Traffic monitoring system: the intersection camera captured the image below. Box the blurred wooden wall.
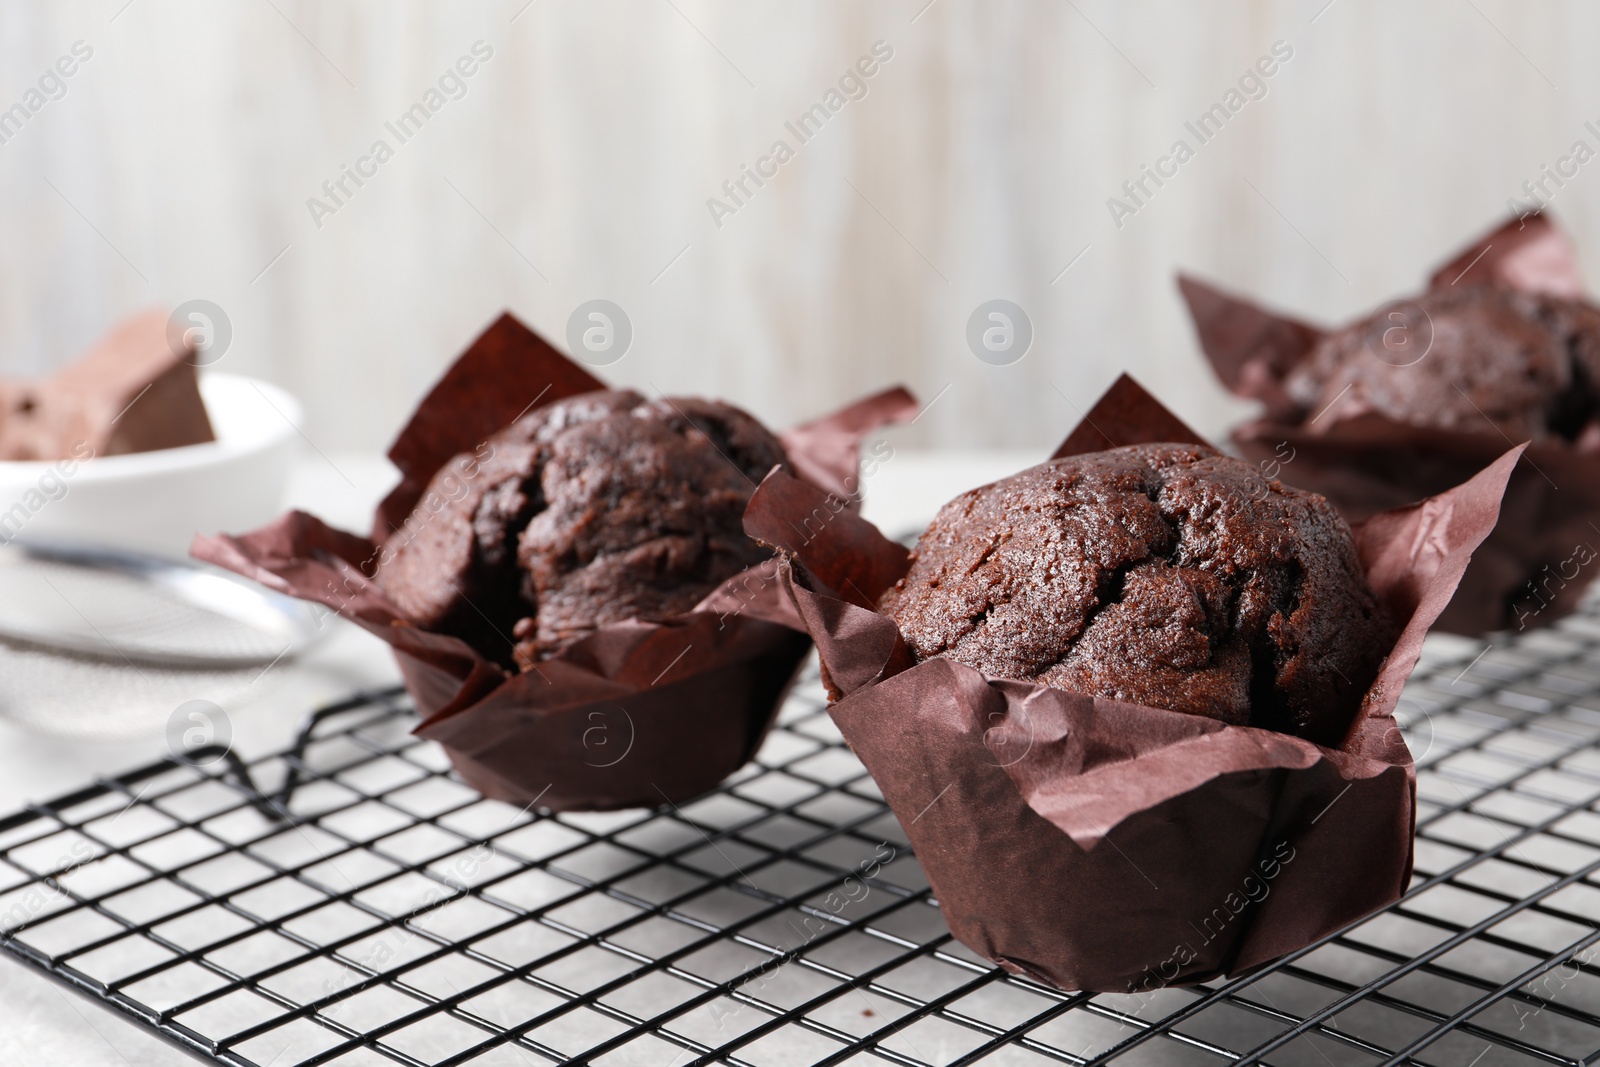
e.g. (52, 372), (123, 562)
(0, 0), (1592, 451)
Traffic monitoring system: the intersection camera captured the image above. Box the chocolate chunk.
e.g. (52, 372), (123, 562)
(0, 309), (214, 461)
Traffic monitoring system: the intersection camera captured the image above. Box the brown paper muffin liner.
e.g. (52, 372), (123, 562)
(1181, 214), (1599, 634)
(192, 313), (915, 811)
(742, 374), (1520, 993)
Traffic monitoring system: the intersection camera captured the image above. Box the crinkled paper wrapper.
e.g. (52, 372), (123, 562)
(743, 374), (1520, 993)
(1182, 214), (1600, 634)
(193, 313), (915, 811)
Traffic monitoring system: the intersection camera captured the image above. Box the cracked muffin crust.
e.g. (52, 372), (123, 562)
(879, 443), (1397, 744)
(1285, 285), (1600, 441)
(376, 389), (787, 669)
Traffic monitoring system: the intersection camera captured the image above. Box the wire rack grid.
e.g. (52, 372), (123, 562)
(5, 610), (1600, 1066)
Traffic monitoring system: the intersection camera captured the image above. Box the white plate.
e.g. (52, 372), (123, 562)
(0, 374), (301, 558)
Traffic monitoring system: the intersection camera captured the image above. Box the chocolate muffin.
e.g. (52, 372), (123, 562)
(1284, 285), (1600, 441)
(879, 443), (1396, 744)
(377, 389), (786, 668)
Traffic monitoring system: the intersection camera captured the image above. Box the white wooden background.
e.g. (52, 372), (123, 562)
(0, 0), (1594, 452)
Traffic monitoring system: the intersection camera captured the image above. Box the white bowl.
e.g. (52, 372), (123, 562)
(0, 374), (301, 559)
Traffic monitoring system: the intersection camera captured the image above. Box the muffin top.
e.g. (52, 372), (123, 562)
(1284, 285), (1600, 441)
(879, 443), (1396, 744)
(376, 389), (786, 668)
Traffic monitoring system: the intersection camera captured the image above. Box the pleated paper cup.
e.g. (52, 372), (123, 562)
(195, 312), (915, 810)
(743, 374), (1519, 992)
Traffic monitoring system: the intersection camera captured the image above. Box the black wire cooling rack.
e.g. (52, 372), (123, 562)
(6, 613), (1600, 1067)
